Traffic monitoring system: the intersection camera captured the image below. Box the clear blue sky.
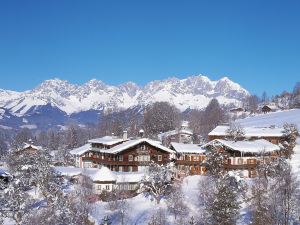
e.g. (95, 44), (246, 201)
(0, 0), (299, 96)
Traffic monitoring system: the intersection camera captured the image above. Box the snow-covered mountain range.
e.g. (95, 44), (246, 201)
(0, 75), (250, 129)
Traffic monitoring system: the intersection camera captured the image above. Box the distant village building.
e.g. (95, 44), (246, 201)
(16, 142), (42, 155)
(170, 142), (206, 177)
(261, 104), (278, 113)
(203, 139), (281, 178)
(208, 125), (285, 144)
(229, 107), (244, 113)
(158, 121), (193, 146)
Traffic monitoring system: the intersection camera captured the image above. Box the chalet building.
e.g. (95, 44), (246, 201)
(16, 143), (42, 154)
(71, 137), (175, 172)
(55, 166), (144, 194)
(71, 135), (128, 168)
(170, 142), (206, 177)
(229, 107), (244, 113)
(208, 125), (285, 144)
(203, 139), (281, 178)
(261, 104), (278, 113)
(158, 121), (193, 145)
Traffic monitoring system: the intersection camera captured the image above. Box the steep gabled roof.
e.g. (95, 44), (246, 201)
(170, 142), (205, 154)
(88, 136), (126, 146)
(203, 139), (280, 153)
(70, 143), (91, 156)
(20, 143), (42, 151)
(107, 138), (175, 154)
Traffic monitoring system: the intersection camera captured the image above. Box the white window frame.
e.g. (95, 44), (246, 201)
(158, 155), (162, 161)
(128, 155), (133, 161)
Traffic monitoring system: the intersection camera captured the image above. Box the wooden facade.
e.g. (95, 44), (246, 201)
(204, 140), (281, 178)
(81, 141), (173, 172)
(175, 154), (206, 176)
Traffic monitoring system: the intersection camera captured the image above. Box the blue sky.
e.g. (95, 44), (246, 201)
(0, 0), (299, 96)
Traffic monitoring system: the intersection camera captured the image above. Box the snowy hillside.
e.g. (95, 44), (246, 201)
(0, 75), (249, 116)
(236, 109), (300, 128)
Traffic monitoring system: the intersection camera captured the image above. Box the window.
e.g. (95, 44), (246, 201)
(248, 159), (256, 164)
(106, 185), (110, 190)
(83, 162), (92, 168)
(237, 158), (243, 165)
(119, 166), (123, 172)
(137, 155), (150, 162)
(128, 166), (133, 172)
(141, 145), (146, 150)
(119, 155), (123, 161)
(158, 155), (162, 161)
(97, 185), (101, 190)
(128, 155), (133, 161)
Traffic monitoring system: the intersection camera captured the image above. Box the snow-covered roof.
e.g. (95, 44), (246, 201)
(70, 143), (91, 156)
(55, 166), (144, 183)
(88, 136), (126, 146)
(262, 104), (278, 110)
(157, 130), (177, 140)
(0, 168), (10, 177)
(107, 138), (175, 154)
(115, 172), (144, 183)
(21, 143), (42, 151)
(55, 166), (89, 177)
(157, 128), (193, 140)
(208, 125), (284, 138)
(170, 142), (205, 154)
(89, 167), (117, 182)
(203, 139), (280, 153)
(181, 121), (189, 127)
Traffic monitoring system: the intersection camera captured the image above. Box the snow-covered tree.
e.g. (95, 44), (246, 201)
(166, 184), (187, 220)
(56, 147), (75, 166)
(249, 157), (300, 225)
(0, 176), (35, 225)
(198, 173), (244, 225)
(268, 160), (300, 224)
(201, 98), (227, 139)
(249, 172), (273, 225)
(0, 136), (8, 158)
(280, 123), (298, 159)
(148, 208), (167, 225)
(47, 129), (60, 150)
(11, 128), (33, 150)
(142, 102), (180, 138)
(204, 146), (227, 177)
(67, 123), (79, 149)
(245, 95), (259, 113)
(209, 174), (242, 224)
(140, 161), (173, 204)
(226, 122), (245, 141)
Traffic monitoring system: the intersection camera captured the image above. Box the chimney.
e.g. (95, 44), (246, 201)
(139, 129), (144, 138)
(123, 130), (128, 140)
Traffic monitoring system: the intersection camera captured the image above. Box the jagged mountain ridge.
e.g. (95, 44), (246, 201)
(0, 75), (249, 117)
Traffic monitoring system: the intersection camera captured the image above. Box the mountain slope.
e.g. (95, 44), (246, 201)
(0, 75), (250, 129)
(0, 75), (249, 116)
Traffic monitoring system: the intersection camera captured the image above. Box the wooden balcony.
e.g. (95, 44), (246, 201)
(224, 163), (257, 170)
(82, 157), (141, 166)
(176, 160), (204, 166)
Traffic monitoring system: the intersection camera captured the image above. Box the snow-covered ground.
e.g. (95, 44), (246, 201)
(237, 109), (300, 128)
(91, 176), (203, 225)
(290, 138), (300, 178)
